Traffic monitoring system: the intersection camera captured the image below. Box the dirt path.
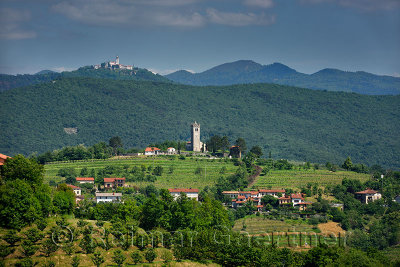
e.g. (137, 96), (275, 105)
(248, 165), (262, 187)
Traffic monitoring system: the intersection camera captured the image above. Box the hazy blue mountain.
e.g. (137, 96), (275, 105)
(1, 77), (399, 169)
(166, 60), (400, 95)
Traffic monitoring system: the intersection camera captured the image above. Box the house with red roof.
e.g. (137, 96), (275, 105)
(167, 147), (176, 155)
(223, 189), (287, 212)
(76, 177), (94, 184)
(168, 188), (199, 201)
(355, 189), (382, 204)
(279, 193), (312, 210)
(0, 153), (11, 166)
(104, 177), (125, 188)
(144, 147), (162, 156)
(66, 184), (81, 196)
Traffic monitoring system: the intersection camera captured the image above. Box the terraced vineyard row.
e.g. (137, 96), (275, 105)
(252, 169), (371, 190)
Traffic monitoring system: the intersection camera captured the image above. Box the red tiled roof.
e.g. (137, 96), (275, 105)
(222, 191), (239, 194)
(167, 147), (175, 149)
(279, 197), (291, 200)
(240, 191), (252, 194)
(236, 201), (245, 204)
(356, 189), (379, 194)
(168, 188), (199, 193)
(145, 147), (160, 152)
(76, 177), (94, 181)
(66, 184), (80, 189)
(291, 193), (304, 199)
(256, 205), (264, 208)
(0, 153), (11, 166)
(237, 195), (246, 199)
(250, 191), (259, 195)
(0, 153), (11, 160)
(259, 189), (286, 193)
(104, 177), (125, 183)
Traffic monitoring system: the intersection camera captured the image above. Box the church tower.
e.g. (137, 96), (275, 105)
(116, 56), (120, 65)
(191, 121), (201, 152)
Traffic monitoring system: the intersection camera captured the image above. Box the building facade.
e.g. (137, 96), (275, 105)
(168, 188), (199, 201)
(96, 192), (122, 203)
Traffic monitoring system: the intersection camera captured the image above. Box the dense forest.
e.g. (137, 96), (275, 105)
(0, 77), (399, 169)
(166, 60), (400, 95)
(0, 66), (170, 92)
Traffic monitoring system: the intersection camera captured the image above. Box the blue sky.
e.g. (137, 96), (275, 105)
(0, 0), (399, 76)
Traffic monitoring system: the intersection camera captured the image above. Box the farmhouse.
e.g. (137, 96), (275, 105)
(168, 188), (199, 201)
(96, 192), (122, 203)
(76, 177), (94, 184)
(167, 147), (176, 154)
(144, 147), (161, 156)
(223, 189), (287, 212)
(355, 189), (382, 204)
(104, 177), (125, 188)
(66, 184), (81, 196)
(279, 193), (312, 210)
(0, 153), (11, 166)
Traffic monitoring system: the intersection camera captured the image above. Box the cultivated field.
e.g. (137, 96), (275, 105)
(44, 156), (238, 190)
(251, 169), (371, 190)
(232, 216), (345, 248)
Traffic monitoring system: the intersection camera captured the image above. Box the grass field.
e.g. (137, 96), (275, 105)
(44, 156), (238, 190)
(232, 216), (345, 248)
(251, 169), (371, 190)
(232, 216), (317, 234)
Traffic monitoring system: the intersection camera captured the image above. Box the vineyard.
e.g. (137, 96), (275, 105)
(251, 169), (371, 190)
(44, 156), (238, 190)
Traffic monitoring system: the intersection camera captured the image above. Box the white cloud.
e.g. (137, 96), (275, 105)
(51, 0), (276, 28)
(300, 0), (400, 11)
(243, 0), (274, 8)
(206, 8), (275, 26)
(0, 8), (36, 40)
(52, 0), (205, 27)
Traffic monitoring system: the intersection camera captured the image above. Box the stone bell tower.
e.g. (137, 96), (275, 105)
(191, 121), (201, 152)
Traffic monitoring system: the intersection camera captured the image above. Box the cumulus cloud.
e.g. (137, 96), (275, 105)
(300, 0), (400, 11)
(51, 0), (275, 28)
(52, 0), (205, 27)
(243, 0), (274, 8)
(0, 8), (36, 40)
(206, 8), (275, 26)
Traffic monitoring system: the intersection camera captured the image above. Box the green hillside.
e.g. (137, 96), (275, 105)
(1, 77), (399, 168)
(0, 66), (170, 92)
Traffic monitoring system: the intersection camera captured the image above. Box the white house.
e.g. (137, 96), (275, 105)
(144, 147), (162, 156)
(66, 184), (81, 196)
(96, 192), (122, 203)
(167, 147), (176, 154)
(76, 177), (94, 184)
(168, 188), (199, 201)
(355, 189), (382, 204)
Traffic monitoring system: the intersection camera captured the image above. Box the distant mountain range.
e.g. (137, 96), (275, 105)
(166, 60), (400, 95)
(0, 66), (170, 92)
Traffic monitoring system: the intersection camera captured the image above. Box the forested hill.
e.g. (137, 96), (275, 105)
(0, 66), (170, 92)
(166, 60), (400, 95)
(1, 77), (399, 169)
